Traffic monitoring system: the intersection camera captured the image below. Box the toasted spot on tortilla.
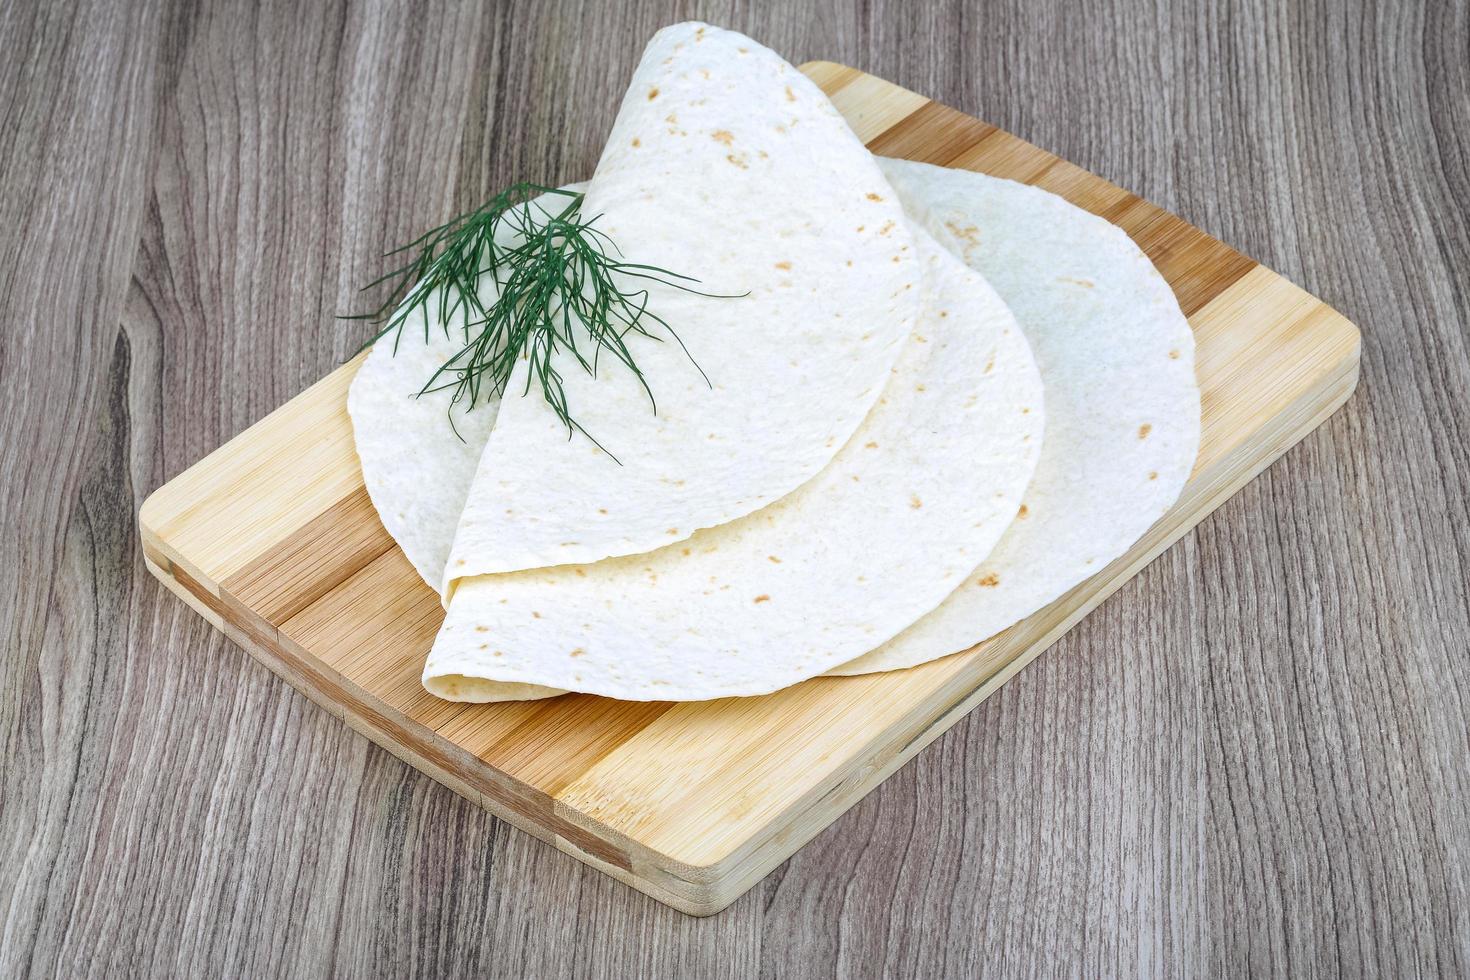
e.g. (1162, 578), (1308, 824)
(478, 643), (489, 650)
(648, 87), (659, 100)
(864, 441), (878, 449)
(727, 153), (749, 169)
(681, 547), (691, 556)
(910, 495), (923, 509)
(785, 85), (796, 101)
(455, 559), (466, 566)
(1059, 276), (1095, 288)
(569, 648), (585, 658)
(475, 625), (489, 632)
(711, 129), (734, 145)
(666, 528), (679, 535)
(1149, 471), (1159, 480)
(1017, 504), (1029, 518)
(915, 383), (926, 391)
(768, 555), (782, 563)
(945, 221), (980, 244)
(976, 573), (1000, 587)
(774, 260), (791, 270)
(631, 137), (641, 147)
(574, 568), (586, 577)
(866, 192), (884, 202)
(1169, 349), (1181, 359)
(598, 507), (608, 514)
(754, 594), (771, 603)
(1138, 423), (1153, 439)
(493, 650), (503, 657)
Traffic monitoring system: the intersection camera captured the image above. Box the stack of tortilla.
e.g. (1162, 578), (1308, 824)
(347, 22), (1199, 703)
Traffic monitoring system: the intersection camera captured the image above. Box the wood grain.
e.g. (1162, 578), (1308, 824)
(2, 0), (1467, 974)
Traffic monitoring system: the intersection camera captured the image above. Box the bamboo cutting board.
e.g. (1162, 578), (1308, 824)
(139, 63), (1361, 915)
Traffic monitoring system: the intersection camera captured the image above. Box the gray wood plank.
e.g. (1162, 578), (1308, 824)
(1, 0), (1466, 977)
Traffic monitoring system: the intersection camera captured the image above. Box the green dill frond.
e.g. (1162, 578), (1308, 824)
(345, 182), (739, 455)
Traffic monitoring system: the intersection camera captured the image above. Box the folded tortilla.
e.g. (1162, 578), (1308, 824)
(441, 23), (922, 586)
(421, 227), (1043, 700)
(828, 160), (1199, 676)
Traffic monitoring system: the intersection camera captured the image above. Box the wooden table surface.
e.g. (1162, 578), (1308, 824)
(2, 0), (1466, 975)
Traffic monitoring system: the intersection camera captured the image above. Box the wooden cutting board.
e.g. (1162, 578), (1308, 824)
(139, 62), (1361, 915)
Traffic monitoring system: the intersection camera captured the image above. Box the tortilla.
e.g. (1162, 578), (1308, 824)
(348, 188), (590, 589)
(421, 226), (1043, 701)
(442, 22), (922, 588)
(829, 160), (1199, 676)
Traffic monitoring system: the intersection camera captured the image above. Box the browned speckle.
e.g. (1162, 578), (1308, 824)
(945, 221), (980, 245)
(910, 495), (923, 509)
(475, 625), (489, 633)
(630, 137), (640, 147)
(711, 129), (734, 146)
(569, 648), (585, 658)
(754, 594), (771, 603)
(666, 528), (679, 535)
(866, 192), (884, 202)
(681, 547), (691, 556)
(774, 260), (791, 270)
(768, 556), (782, 563)
(726, 153), (749, 169)
(647, 87), (659, 100)
(1138, 423), (1153, 439)
(784, 85), (796, 102)
(976, 573), (1000, 587)
(1149, 471), (1159, 480)
(1059, 276), (1095, 288)
(1169, 349), (1181, 359)
(455, 559), (465, 566)
(864, 441), (878, 449)
(1017, 504), (1029, 518)
(493, 650), (503, 657)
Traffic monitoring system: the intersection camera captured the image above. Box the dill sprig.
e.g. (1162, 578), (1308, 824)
(345, 181), (735, 456)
